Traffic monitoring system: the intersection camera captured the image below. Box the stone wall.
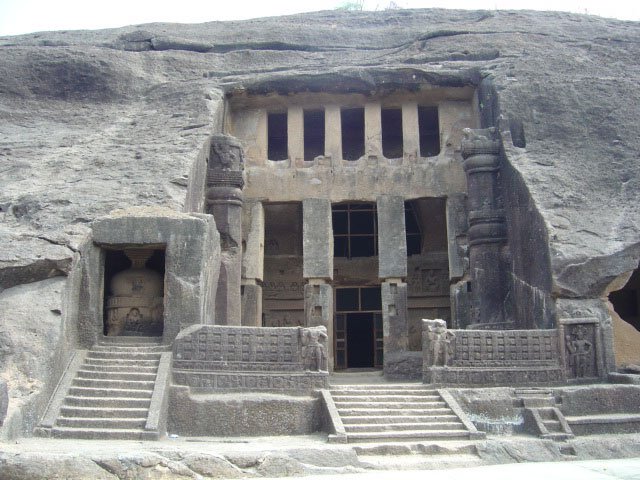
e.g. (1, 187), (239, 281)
(500, 124), (555, 329)
(422, 320), (565, 385)
(168, 388), (322, 437)
(172, 324), (329, 391)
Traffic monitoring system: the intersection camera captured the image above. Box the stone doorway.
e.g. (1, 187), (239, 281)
(334, 286), (383, 369)
(103, 248), (165, 337)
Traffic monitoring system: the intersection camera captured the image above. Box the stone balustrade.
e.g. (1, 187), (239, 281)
(172, 324), (329, 391)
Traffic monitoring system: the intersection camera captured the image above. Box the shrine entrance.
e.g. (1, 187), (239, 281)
(334, 286), (383, 370)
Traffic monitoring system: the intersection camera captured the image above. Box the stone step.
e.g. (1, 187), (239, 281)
(83, 358), (160, 368)
(341, 414), (460, 425)
(57, 416), (147, 429)
(329, 389), (437, 396)
(72, 378), (156, 390)
(344, 422), (465, 433)
(80, 363), (158, 374)
(331, 384), (430, 390)
(334, 401), (447, 409)
(331, 394), (442, 403)
(543, 422), (564, 433)
(98, 336), (163, 344)
(87, 351), (162, 360)
(49, 427), (157, 441)
(60, 406), (149, 419)
(67, 386), (153, 399)
(75, 369), (158, 381)
(64, 395), (151, 408)
(345, 429), (471, 442)
(93, 344), (168, 353)
(338, 407), (453, 416)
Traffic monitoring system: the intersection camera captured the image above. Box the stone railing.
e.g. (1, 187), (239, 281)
(172, 325), (329, 391)
(422, 319), (565, 385)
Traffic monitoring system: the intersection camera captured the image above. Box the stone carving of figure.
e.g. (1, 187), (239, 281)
(566, 325), (593, 378)
(125, 307), (143, 331)
(209, 134), (245, 172)
(424, 319), (455, 366)
(300, 326), (328, 372)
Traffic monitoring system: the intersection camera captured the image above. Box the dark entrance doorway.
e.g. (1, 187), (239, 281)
(335, 286), (383, 369)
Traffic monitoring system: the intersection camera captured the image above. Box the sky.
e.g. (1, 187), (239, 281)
(0, 0), (637, 36)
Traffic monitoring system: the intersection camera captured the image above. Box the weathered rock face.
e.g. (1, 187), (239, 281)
(0, 277), (72, 439)
(0, 9), (638, 436)
(0, 10), (637, 286)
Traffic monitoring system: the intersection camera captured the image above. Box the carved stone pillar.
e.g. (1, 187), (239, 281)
(241, 200), (264, 327)
(206, 134), (245, 326)
(377, 196), (409, 360)
(461, 128), (509, 328)
(302, 198), (334, 370)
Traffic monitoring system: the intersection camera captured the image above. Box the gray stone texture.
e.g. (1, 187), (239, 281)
(205, 134), (245, 326)
(242, 200), (264, 282)
(0, 380), (7, 426)
(377, 196), (408, 279)
(172, 324), (329, 391)
(423, 322), (565, 385)
(168, 387), (322, 436)
(0, 10), (637, 309)
(302, 198), (333, 280)
(461, 128), (510, 328)
(0, 278), (72, 440)
(89, 208), (220, 344)
(445, 194), (468, 282)
(381, 280), (409, 363)
(304, 282), (334, 371)
(0, 7), (639, 443)
(241, 281), (262, 327)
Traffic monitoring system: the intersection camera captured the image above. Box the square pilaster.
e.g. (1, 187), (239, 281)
(288, 106), (304, 163)
(303, 198), (333, 280)
(304, 281), (334, 371)
(325, 105), (342, 162)
(402, 101), (419, 159)
(365, 101), (382, 158)
(382, 280), (409, 357)
(377, 195), (407, 279)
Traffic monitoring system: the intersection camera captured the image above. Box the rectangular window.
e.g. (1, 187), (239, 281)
(381, 108), (403, 158)
(418, 106), (440, 157)
(267, 112), (288, 160)
(341, 107), (365, 160)
(332, 203), (378, 258)
(303, 109), (325, 160)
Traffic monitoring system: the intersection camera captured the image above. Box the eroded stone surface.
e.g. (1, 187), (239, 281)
(0, 9), (637, 297)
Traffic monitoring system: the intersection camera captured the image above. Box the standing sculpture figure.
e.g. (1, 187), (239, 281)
(300, 326), (328, 371)
(424, 319), (455, 366)
(567, 325), (593, 378)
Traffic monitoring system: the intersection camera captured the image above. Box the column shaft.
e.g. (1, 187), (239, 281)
(206, 134), (245, 326)
(461, 128), (509, 328)
(325, 105), (342, 162)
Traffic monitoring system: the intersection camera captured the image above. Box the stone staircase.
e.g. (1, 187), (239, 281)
(327, 384), (484, 443)
(516, 388), (574, 441)
(37, 336), (171, 440)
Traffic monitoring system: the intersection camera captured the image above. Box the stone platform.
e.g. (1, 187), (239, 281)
(2, 434), (640, 479)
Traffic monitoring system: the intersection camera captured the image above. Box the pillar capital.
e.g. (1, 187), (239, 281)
(461, 127), (500, 159)
(206, 134), (245, 191)
(204, 134), (246, 326)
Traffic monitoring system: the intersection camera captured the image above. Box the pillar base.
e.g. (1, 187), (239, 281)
(241, 282), (262, 327)
(381, 280), (408, 375)
(304, 282), (333, 371)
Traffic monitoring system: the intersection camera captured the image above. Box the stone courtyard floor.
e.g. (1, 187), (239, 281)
(2, 433), (640, 479)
